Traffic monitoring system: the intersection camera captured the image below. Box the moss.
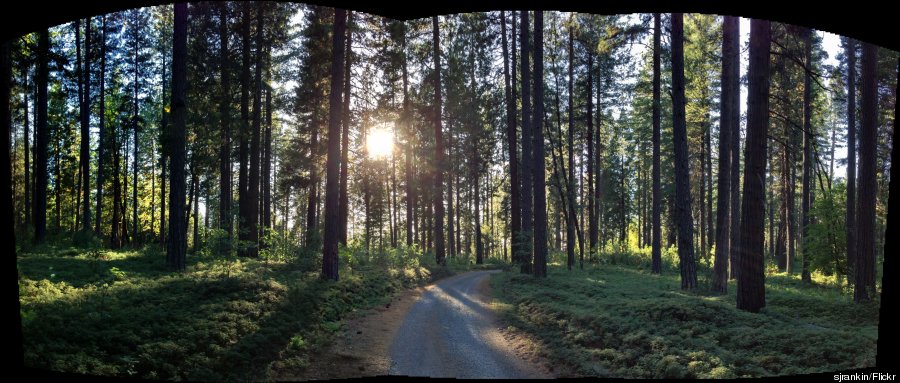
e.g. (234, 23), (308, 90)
(491, 263), (878, 378)
(18, 243), (443, 381)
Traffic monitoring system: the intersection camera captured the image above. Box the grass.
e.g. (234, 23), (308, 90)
(17, 241), (450, 381)
(490, 255), (880, 378)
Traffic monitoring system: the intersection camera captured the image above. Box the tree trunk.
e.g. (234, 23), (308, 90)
(2, 42), (13, 252)
(24, 69), (31, 228)
(854, 43), (877, 303)
(670, 14), (697, 290)
(518, 11), (534, 273)
(338, 12), (353, 246)
(566, 16), (576, 270)
(651, 13), (662, 274)
(246, 3), (264, 258)
(800, 27), (814, 282)
(96, 16), (108, 236)
(501, 10), (521, 266)
(736, 19), (770, 313)
(219, 3), (232, 239)
(447, 121), (455, 258)
(432, 16), (446, 266)
(132, 22), (141, 244)
(729, 38), (742, 280)
(159, 37), (167, 246)
(264, 67), (273, 232)
(188, 159), (197, 253)
(322, 9), (347, 281)
(33, 29), (49, 245)
(845, 38), (857, 282)
(713, 16), (738, 293)
(167, 2), (188, 271)
(391, 149), (399, 248)
(475, 154), (483, 264)
(532, 11), (547, 278)
(76, 18), (92, 233)
(238, 2), (251, 255)
(112, 122), (121, 247)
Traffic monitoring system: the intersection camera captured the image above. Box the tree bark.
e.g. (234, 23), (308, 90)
(322, 9), (347, 280)
(167, 2), (188, 271)
(651, 13), (662, 274)
(519, 11), (533, 274)
(566, 16), (576, 270)
(76, 18), (92, 233)
(501, 10), (521, 266)
(736, 19), (770, 313)
(432, 16), (447, 265)
(238, 2), (251, 255)
(33, 29), (49, 245)
(24, 69), (31, 228)
(132, 16), (141, 244)
(95, 16), (108, 236)
(845, 38), (857, 282)
(670, 14), (697, 289)
(532, 11), (547, 278)
(219, 3), (232, 238)
(246, 3), (264, 257)
(713, 16), (738, 293)
(800, 27), (814, 282)
(854, 43), (877, 303)
(339, 11), (353, 246)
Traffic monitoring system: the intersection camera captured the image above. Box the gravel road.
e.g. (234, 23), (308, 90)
(388, 270), (546, 378)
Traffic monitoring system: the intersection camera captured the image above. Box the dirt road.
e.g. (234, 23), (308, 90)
(294, 270), (548, 380)
(388, 270), (548, 378)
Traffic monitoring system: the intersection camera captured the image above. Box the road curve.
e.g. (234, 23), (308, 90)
(388, 270), (546, 379)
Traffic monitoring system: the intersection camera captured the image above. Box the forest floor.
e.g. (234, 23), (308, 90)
(490, 261), (880, 378)
(18, 242), (880, 380)
(17, 242), (459, 381)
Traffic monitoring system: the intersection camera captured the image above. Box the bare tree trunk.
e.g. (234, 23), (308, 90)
(532, 11), (547, 278)
(94, 17), (108, 236)
(845, 38), (857, 282)
(167, 2), (188, 271)
(264, 60), (273, 232)
(76, 18), (93, 233)
(670, 14), (697, 289)
(736, 19), (770, 313)
(800, 27), (814, 282)
(33, 30), (49, 245)
(238, 2), (251, 255)
(501, 10), (521, 265)
(651, 13), (662, 274)
(566, 16), (576, 270)
(322, 9), (347, 280)
(339, 11), (353, 246)
(132, 21), (141, 244)
(401, 23), (415, 248)
(854, 43), (877, 303)
(447, 121), (455, 258)
(219, 3), (232, 239)
(24, 68), (31, 229)
(432, 16), (447, 265)
(713, 16), (738, 293)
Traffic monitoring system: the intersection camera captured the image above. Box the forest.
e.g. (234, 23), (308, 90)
(7, 2), (896, 380)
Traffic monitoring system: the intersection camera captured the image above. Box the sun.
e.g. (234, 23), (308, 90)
(366, 127), (394, 160)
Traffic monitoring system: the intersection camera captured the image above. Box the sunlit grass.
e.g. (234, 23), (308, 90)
(491, 259), (879, 378)
(17, 242), (442, 380)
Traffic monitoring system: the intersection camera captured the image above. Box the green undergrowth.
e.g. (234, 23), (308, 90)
(17, 242), (452, 381)
(491, 261), (879, 378)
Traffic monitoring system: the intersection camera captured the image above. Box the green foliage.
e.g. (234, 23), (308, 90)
(18, 241), (438, 381)
(807, 183), (848, 279)
(491, 264), (878, 378)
